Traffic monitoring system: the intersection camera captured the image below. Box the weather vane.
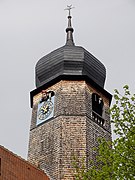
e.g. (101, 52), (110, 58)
(65, 5), (75, 16)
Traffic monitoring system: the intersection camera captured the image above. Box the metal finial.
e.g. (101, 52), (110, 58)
(64, 5), (75, 16)
(65, 5), (75, 46)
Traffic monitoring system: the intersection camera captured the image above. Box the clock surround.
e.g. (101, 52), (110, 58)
(36, 90), (55, 125)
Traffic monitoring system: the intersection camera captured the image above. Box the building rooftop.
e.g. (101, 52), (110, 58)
(35, 9), (106, 89)
(0, 145), (50, 180)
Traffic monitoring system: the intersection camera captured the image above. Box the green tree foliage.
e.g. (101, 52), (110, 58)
(73, 85), (135, 180)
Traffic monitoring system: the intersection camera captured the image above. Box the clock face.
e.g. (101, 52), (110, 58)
(36, 95), (55, 125)
(38, 101), (53, 120)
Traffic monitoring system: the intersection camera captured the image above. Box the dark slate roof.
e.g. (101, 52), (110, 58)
(35, 45), (106, 88)
(30, 13), (112, 108)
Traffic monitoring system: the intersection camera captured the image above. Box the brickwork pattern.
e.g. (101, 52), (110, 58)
(28, 80), (111, 180)
(28, 116), (86, 180)
(0, 145), (49, 180)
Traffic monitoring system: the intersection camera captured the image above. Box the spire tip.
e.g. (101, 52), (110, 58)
(65, 5), (75, 46)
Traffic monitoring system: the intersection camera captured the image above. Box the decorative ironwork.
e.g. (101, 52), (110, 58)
(65, 5), (75, 16)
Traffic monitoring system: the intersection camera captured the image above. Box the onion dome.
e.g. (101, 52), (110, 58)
(35, 7), (106, 89)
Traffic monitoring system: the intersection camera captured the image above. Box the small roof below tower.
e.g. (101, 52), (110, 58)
(35, 6), (106, 89)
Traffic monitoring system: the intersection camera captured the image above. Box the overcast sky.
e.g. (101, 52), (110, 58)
(0, 0), (135, 159)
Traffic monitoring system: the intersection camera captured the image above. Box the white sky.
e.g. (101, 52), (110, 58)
(0, 0), (135, 159)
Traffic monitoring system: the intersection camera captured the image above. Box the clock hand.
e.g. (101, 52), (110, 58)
(41, 105), (49, 113)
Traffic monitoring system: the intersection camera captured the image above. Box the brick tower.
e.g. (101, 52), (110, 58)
(28, 7), (112, 180)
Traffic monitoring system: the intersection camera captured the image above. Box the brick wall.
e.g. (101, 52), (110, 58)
(0, 145), (50, 180)
(28, 80), (111, 180)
